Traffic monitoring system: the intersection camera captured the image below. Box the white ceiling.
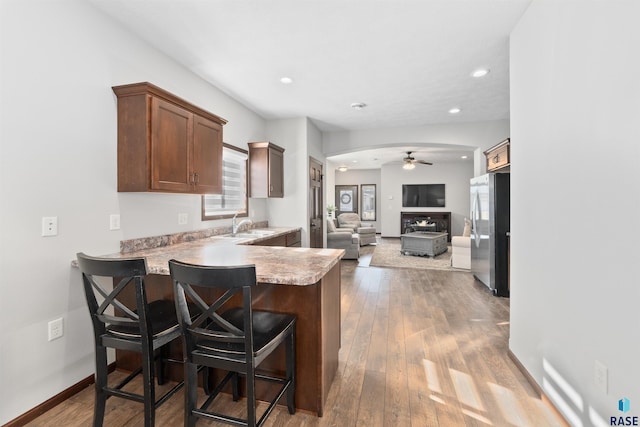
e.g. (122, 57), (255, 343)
(89, 0), (530, 168)
(328, 145), (475, 170)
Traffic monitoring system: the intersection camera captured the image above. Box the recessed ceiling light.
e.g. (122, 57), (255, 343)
(471, 68), (490, 78)
(280, 76), (293, 84)
(461, 155), (468, 159)
(449, 107), (461, 114)
(351, 102), (366, 110)
(352, 160), (358, 163)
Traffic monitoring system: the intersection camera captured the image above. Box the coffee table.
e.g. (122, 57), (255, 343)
(400, 231), (448, 257)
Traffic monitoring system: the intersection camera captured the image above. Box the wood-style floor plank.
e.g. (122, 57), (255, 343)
(25, 239), (566, 427)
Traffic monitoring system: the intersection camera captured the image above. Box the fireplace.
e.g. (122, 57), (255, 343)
(400, 211), (451, 241)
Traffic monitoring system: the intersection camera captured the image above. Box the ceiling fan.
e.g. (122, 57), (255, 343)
(402, 151), (432, 169)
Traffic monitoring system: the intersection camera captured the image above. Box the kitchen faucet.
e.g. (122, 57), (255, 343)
(232, 214), (252, 235)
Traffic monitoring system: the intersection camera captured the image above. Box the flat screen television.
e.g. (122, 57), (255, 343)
(402, 184), (445, 207)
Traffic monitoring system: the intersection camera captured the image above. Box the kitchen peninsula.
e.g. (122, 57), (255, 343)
(87, 227), (344, 416)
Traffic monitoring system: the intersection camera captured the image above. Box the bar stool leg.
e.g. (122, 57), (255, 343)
(185, 362), (198, 427)
(93, 345), (108, 427)
(141, 345), (156, 427)
(286, 329), (296, 414)
(246, 366), (257, 427)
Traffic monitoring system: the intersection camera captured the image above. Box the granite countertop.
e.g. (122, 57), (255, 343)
(78, 227), (344, 286)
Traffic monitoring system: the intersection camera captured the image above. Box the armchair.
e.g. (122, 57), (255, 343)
(336, 213), (376, 246)
(327, 219), (359, 259)
(451, 218), (471, 269)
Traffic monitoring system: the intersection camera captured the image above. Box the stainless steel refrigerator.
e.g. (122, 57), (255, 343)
(470, 173), (510, 297)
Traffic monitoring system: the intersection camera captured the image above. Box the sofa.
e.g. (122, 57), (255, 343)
(327, 219), (360, 259)
(336, 213), (377, 246)
(451, 218), (471, 269)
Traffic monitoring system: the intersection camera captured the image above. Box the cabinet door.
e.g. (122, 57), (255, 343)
(256, 234), (287, 247)
(151, 97), (193, 192)
(487, 144), (509, 171)
(286, 230), (302, 247)
(192, 115), (223, 194)
(268, 146), (284, 197)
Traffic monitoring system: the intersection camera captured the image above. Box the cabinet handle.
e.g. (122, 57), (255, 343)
(194, 173), (199, 184)
(189, 173), (195, 185)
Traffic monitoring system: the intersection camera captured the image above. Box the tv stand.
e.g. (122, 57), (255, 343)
(401, 211), (451, 241)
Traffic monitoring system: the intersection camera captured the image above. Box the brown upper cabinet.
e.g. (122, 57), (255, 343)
(112, 82), (227, 194)
(248, 142), (285, 198)
(484, 138), (510, 172)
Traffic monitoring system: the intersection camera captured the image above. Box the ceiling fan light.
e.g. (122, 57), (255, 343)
(403, 162), (415, 170)
(337, 165), (348, 172)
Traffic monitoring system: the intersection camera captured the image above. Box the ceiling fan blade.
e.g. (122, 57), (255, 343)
(401, 151), (432, 166)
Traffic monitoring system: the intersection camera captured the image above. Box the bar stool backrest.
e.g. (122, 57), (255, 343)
(77, 253), (152, 339)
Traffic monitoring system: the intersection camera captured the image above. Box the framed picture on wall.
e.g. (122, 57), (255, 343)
(335, 185), (358, 215)
(360, 184), (376, 221)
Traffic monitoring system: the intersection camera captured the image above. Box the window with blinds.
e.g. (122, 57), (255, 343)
(201, 144), (248, 220)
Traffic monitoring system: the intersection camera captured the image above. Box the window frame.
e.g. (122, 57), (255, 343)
(201, 143), (249, 221)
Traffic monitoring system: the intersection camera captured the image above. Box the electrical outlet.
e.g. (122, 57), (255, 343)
(109, 214), (121, 230)
(594, 360), (608, 394)
(48, 317), (64, 341)
(42, 216), (58, 236)
(178, 213), (188, 225)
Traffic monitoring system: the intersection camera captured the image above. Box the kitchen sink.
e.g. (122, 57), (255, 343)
(244, 229), (276, 236)
(220, 230), (276, 239)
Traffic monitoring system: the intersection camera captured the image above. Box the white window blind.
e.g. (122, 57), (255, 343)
(202, 146), (247, 218)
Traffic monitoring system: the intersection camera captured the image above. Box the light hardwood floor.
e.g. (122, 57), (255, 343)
(26, 240), (565, 426)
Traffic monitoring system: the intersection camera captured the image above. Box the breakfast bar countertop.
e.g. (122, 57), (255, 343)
(76, 226), (344, 415)
(88, 227), (345, 286)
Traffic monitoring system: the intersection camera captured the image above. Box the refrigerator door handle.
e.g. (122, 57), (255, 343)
(472, 191), (481, 248)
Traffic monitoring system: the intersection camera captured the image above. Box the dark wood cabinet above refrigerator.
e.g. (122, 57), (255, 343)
(484, 138), (510, 172)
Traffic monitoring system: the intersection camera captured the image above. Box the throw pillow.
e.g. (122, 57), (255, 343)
(327, 218), (336, 232)
(463, 218), (471, 237)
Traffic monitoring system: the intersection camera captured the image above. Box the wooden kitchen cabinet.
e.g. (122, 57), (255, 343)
(248, 142), (285, 198)
(251, 230), (301, 247)
(484, 138), (510, 172)
(113, 82), (227, 194)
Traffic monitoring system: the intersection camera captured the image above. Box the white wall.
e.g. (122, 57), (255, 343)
(510, 2), (640, 426)
(334, 169), (382, 232)
(0, 0), (269, 423)
(262, 118), (325, 247)
(325, 160), (338, 225)
(264, 118), (309, 245)
(332, 160), (473, 237)
(380, 161), (473, 237)
(306, 118), (325, 167)
(323, 120), (509, 177)
(306, 119), (327, 247)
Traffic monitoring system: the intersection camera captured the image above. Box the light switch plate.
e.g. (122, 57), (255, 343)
(110, 214), (121, 230)
(594, 360), (608, 394)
